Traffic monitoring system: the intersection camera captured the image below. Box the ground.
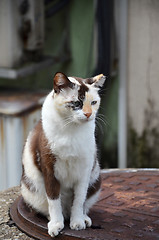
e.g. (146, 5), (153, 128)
(0, 186), (33, 240)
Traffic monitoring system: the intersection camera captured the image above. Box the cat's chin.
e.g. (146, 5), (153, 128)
(73, 118), (94, 124)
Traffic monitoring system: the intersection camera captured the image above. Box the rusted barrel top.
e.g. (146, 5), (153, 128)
(2, 169), (159, 240)
(0, 89), (48, 116)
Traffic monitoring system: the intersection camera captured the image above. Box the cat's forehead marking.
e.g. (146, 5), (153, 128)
(68, 76), (89, 101)
(78, 82), (89, 101)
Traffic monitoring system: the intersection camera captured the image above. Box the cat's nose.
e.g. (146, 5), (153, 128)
(84, 112), (92, 119)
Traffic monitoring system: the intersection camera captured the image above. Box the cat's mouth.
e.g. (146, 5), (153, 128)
(79, 116), (94, 123)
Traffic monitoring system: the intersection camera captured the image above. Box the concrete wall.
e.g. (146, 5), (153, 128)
(127, 0), (159, 167)
(128, 0), (159, 134)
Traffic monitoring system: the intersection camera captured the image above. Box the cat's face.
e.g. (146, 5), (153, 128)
(53, 72), (106, 124)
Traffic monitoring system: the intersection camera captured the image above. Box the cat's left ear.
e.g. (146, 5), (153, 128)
(85, 74), (106, 88)
(92, 74), (106, 88)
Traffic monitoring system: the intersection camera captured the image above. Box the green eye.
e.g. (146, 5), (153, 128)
(91, 101), (97, 105)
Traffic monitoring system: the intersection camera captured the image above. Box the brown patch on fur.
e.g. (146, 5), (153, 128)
(86, 174), (101, 199)
(73, 77), (83, 83)
(78, 84), (89, 101)
(29, 120), (60, 200)
(85, 78), (94, 85)
(74, 77), (89, 101)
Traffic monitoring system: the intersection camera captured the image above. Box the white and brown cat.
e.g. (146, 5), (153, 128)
(21, 72), (106, 237)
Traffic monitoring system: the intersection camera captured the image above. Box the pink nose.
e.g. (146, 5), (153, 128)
(84, 112), (92, 119)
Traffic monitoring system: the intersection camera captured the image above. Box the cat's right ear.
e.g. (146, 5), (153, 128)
(53, 72), (74, 94)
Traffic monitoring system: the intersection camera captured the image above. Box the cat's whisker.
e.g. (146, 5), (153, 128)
(95, 119), (105, 135)
(61, 117), (73, 130)
(95, 113), (110, 135)
(96, 114), (109, 127)
(99, 114), (110, 126)
(99, 106), (105, 111)
(61, 121), (71, 130)
(99, 87), (109, 96)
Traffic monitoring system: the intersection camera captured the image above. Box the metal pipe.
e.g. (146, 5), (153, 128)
(117, 0), (128, 168)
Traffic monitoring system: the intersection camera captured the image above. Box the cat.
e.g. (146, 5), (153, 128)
(21, 72), (106, 237)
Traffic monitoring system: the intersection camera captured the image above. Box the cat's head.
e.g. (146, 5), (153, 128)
(52, 72), (106, 124)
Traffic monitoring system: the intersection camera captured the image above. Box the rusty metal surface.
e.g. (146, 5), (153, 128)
(10, 170), (159, 240)
(0, 89), (48, 116)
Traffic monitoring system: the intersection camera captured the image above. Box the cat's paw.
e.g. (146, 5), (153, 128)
(84, 215), (92, 227)
(48, 221), (64, 237)
(70, 218), (86, 230)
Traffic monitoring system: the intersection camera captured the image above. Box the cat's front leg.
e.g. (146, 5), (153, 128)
(42, 165), (64, 237)
(70, 178), (91, 230)
(47, 197), (64, 237)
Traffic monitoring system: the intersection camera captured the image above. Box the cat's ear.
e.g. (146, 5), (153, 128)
(85, 74), (106, 88)
(53, 72), (74, 93)
(92, 74), (106, 88)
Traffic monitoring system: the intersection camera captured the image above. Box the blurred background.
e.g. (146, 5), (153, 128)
(0, 0), (159, 191)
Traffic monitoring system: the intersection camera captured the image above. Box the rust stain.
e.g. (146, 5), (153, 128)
(22, 116), (28, 140)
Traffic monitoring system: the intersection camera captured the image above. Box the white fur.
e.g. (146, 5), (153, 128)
(21, 182), (48, 216)
(21, 132), (48, 216)
(21, 79), (102, 237)
(68, 76), (81, 85)
(84, 190), (101, 215)
(47, 197), (64, 237)
(22, 133), (42, 183)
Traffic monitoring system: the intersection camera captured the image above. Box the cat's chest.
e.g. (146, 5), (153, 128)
(50, 128), (94, 160)
(52, 135), (94, 188)
(54, 157), (84, 188)
(44, 124), (95, 187)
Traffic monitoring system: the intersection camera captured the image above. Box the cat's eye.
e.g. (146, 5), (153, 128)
(91, 101), (97, 105)
(74, 101), (81, 108)
(68, 100), (83, 110)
